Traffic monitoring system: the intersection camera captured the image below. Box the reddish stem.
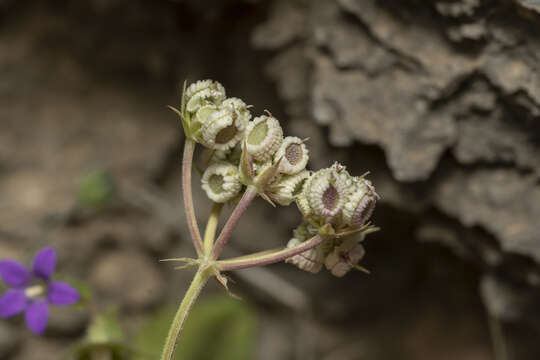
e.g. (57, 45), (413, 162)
(182, 138), (204, 255)
(217, 234), (325, 271)
(210, 185), (258, 260)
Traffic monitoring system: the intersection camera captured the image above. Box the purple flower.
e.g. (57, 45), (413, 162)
(0, 247), (80, 335)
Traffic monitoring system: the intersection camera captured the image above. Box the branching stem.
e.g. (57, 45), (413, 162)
(211, 185), (258, 260)
(203, 203), (223, 255)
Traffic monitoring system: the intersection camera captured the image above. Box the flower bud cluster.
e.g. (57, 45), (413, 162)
(286, 162), (379, 277)
(176, 80), (379, 277)
(179, 80), (310, 205)
(183, 80), (251, 152)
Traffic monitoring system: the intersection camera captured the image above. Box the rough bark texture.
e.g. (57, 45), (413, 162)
(1, 0), (540, 359)
(253, 0), (540, 358)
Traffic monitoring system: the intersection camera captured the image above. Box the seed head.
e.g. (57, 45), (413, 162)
(270, 170), (310, 206)
(201, 162), (242, 203)
(343, 178), (377, 227)
(274, 136), (309, 175)
(185, 80), (226, 113)
(306, 163), (350, 221)
(201, 106), (248, 151)
(245, 115), (283, 162)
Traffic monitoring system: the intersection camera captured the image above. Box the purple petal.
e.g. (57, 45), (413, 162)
(47, 281), (80, 306)
(32, 247), (56, 280)
(25, 300), (49, 335)
(0, 289), (27, 317)
(0, 260), (31, 287)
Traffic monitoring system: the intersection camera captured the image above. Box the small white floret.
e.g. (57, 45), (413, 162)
(201, 162), (242, 203)
(185, 80), (226, 113)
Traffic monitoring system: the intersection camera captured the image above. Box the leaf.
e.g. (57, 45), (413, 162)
(87, 310), (125, 344)
(77, 170), (115, 209)
(134, 296), (256, 360)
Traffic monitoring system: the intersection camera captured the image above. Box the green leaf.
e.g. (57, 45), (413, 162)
(77, 170), (115, 209)
(134, 296), (256, 360)
(66, 310), (130, 360)
(87, 310), (125, 344)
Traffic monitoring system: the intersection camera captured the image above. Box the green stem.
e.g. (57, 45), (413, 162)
(160, 267), (211, 360)
(203, 203), (223, 255)
(211, 185), (258, 260)
(182, 138), (204, 256)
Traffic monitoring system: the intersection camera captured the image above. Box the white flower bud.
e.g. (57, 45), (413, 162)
(221, 97), (252, 124)
(271, 170), (310, 206)
(324, 238), (365, 277)
(274, 136), (309, 175)
(245, 115), (283, 162)
(201, 106), (247, 151)
(285, 238), (324, 273)
(343, 178), (377, 227)
(185, 80), (226, 113)
(211, 143), (242, 165)
(307, 163), (350, 220)
(201, 162), (242, 203)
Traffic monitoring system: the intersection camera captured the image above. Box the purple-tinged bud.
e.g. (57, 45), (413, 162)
(285, 238), (324, 273)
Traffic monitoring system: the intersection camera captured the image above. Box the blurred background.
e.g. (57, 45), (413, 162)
(1, 0), (540, 359)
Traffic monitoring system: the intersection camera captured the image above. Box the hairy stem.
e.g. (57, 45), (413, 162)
(182, 138), (204, 256)
(203, 203), (223, 255)
(160, 267), (211, 360)
(217, 234), (325, 271)
(211, 185), (258, 260)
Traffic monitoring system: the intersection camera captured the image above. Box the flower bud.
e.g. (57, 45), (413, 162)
(274, 137), (309, 175)
(211, 143), (242, 165)
(201, 106), (248, 151)
(343, 178), (377, 227)
(270, 170), (310, 206)
(324, 238), (365, 277)
(222, 97), (251, 124)
(201, 162), (242, 203)
(245, 115), (283, 162)
(307, 163), (350, 220)
(185, 80), (226, 113)
(285, 238), (324, 273)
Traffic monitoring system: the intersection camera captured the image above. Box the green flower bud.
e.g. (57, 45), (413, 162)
(245, 115), (283, 162)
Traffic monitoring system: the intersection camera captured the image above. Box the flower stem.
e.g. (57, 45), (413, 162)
(160, 267), (211, 360)
(211, 185), (258, 260)
(203, 203), (223, 255)
(182, 138), (204, 256)
(217, 234), (325, 271)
